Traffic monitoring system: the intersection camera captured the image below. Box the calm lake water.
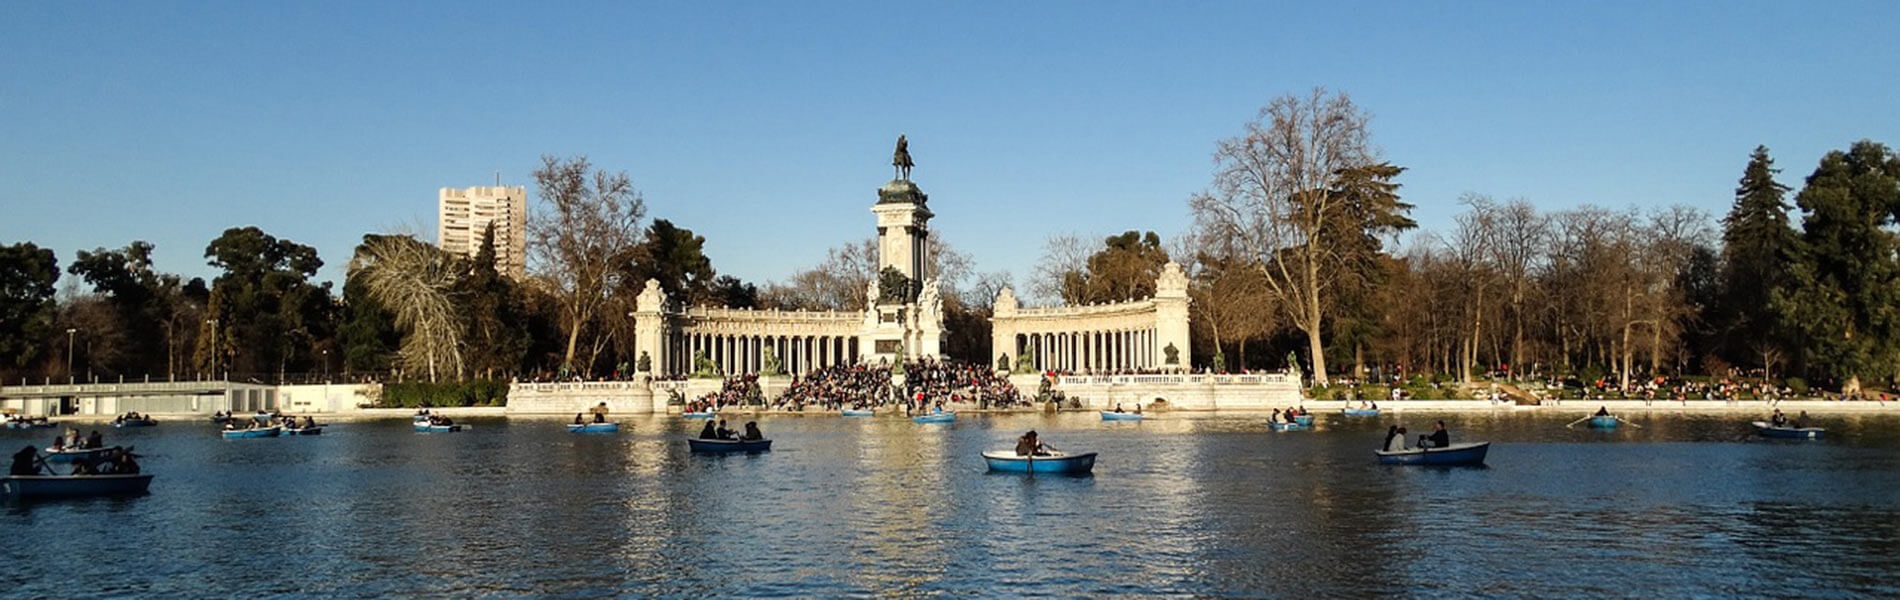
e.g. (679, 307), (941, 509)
(4, 411), (1899, 598)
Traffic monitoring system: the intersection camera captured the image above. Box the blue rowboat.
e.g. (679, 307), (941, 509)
(913, 413), (956, 424)
(221, 426), (282, 439)
(1269, 421), (1306, 432)
(1375, 442), (1490, 466)
(42, 447), (116, 462)
(283, 426), (324, 436)
(413, 424), (465, 433)
(1100, 411), (1143, 421)
(1588, 416), (1619, 429)
(681, 412), (715, 419)
(1293, 415), (1315, 426)
(567, 422), (620, 433)
(983, 450), (1097, 474)
(1342, 409), (1380, 416)
(687, 438), (771, 453)
(113, 419), (158, 428)
(2, 474), (154, 498)
(841, 409), (875, 417)
(1753, 421), (1824, 439)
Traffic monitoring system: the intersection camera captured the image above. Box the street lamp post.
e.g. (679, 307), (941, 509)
(322, 349), (329, 382)
(65, 328), (76, 383)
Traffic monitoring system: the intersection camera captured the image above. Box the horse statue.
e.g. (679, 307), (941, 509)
(893, 134), (914, 180)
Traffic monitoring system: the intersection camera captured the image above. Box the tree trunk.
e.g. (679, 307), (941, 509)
(563, 316), (582, 371)
(1304, 261), (1329, 386)
(1354, 342), (1366, 380)
(1650, 316), (1663, 375)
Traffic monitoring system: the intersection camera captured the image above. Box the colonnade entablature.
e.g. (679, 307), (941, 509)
(989, 262), (1193, 375)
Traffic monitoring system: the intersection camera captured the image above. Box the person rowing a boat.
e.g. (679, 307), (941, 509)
(592, 411), (606, 424)
(10, 445), (45, 476)
(1114, 404), (1125, 413)
(1769, 409), (1788, 427)
(1015, 430), (1053, 457)
(715, 419), (737, 440)
(1418, 421), (1450, 449)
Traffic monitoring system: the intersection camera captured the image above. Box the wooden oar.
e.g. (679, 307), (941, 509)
(1563, 416), (1592, 429)
(1615, 416), (1644, 428)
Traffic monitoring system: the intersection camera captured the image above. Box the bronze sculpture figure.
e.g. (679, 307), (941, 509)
(893, 134), (914, 180)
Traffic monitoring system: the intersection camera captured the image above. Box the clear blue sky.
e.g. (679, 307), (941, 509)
(3, 1), (1895, 291)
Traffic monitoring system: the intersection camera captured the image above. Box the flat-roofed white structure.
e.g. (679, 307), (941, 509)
(438, 184), (527, 278)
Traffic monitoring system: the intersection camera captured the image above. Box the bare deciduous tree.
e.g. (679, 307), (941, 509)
(1190, 87), (1376, 386)
(1030, 233), (1089, 306)
(528, 155), (645, 373)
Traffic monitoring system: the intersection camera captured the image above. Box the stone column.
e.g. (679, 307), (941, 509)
(633, 279), (667, 376)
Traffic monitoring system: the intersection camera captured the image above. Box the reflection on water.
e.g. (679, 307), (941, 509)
(2, 411), (1898, 597)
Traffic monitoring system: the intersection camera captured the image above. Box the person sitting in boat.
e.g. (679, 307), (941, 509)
(698, 420), (719, 439)
(1271, 408), (1282, 423)
(223, 421), (237, 431)
(1383, 426), (1407, 452)
(573, 413), (585, 425)
(1114, 404), (1125, 413)
(1134, 403), (1143, 415)
(1418, 421), (1450, 449)
(1770, 409), (1788, 427)
(715, 419), (737, 440)
(85, 431), (104, 449)
(302, 416), (316, 428)
(106, 448), (139, 475)
(593, 411), (606, 424)
(49, 435), (64, 452)
(1014, 430), (1052, 457)
(63, 428), (80, 449)
(1595, 406), (1610, 417)
(69, 456), (96, 475)
(1793, 411), (1811, 429)
(10, 445), (43, 476)
(742, 421), (764, 441)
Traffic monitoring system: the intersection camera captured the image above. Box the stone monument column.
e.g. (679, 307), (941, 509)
(1154, 262), (1192, 373)
(632, 279), (667, 411)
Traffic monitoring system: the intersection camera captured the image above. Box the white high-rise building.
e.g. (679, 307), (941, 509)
(437, 184), (528, 278)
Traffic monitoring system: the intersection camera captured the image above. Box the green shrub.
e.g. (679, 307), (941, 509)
(1785, 377), (1809, 395)
(380, 380), (510, 407)
(1576, 365), (1605, 384)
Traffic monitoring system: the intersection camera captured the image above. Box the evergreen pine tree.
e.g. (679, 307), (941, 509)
(1716, 146), (1797, 372)
(1771, 141), (1900, 392)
